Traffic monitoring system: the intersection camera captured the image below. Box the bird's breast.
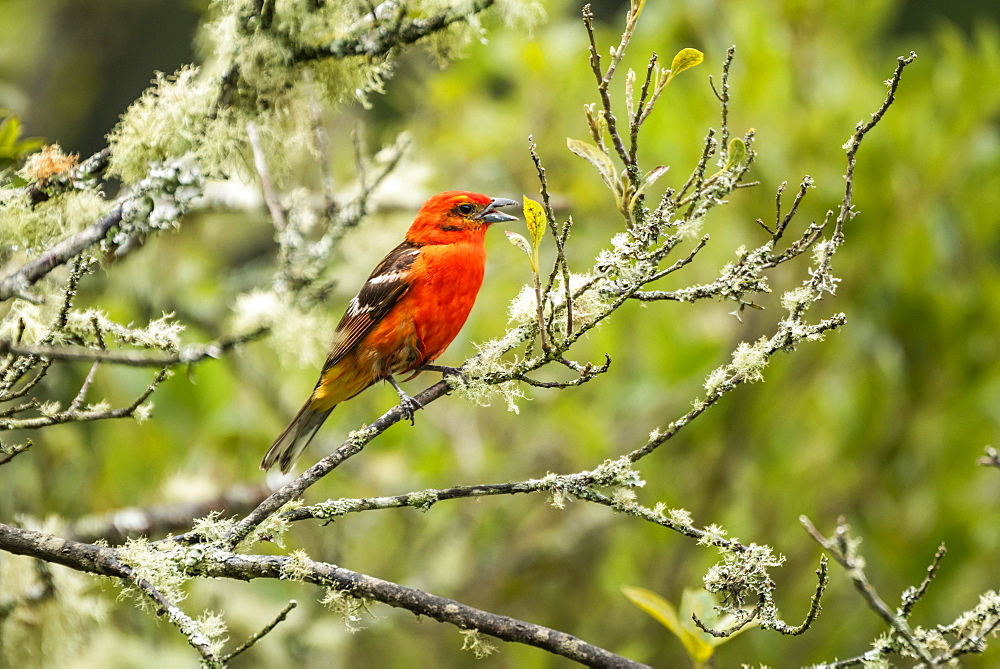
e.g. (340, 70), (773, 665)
(406, 241), (487, 363)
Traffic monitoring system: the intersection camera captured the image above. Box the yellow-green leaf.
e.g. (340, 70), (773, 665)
(724, 137), (747, 171)
(622, 586), (715, 665)
(505, 230), (539, 274)
(567, 137), (617, 189)
(505, 230), (532, 259)
(667, 48), (704, 82)
(634, 165), (669, 200)
(522, 196), (546, 250)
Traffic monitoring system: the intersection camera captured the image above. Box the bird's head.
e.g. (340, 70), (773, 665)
(406, 191), (518, 245)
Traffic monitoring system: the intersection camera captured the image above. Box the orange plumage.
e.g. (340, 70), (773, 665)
(261, 191), (518, 473)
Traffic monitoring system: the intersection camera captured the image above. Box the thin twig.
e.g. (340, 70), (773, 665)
(247, 121), (288, 232)
(692, 605), (758, 637)
(222, 600), (298, 661)
(0, 440), (32, 467)
(772, 555), (829, 635)
(0, 328), (267, 368)
(900, 543), (946, 618)
(800, 516), (933, 663)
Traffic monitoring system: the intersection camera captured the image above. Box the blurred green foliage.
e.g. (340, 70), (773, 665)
(0, 111), (43, 172)
(2, 0), (999, 667)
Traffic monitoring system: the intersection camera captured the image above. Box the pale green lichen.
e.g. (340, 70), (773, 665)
(189, 511), (236, 544)
(309, 499), (355, 521)
(280, 549), (313, 582)
(780, 285), (814, 313)
(587, 455), (645, 489)
(0, 188), (111, 259)
(506, 284), (538, 327)
(107, 67), (221, 183)
(194, 610), (229, 657)
(241, 499), (302, 549)
(320, 587), (373, 632)
(65, 310), (184, 351)
(456, 331), (531, 412)
(408, 489), (440, 512)
(703, 543), (785, 610)
(702, 366), (730, 396)
(132, 402), (154, 423)
(113, 155), (206, 246)
(347, 424), (379, 447)
(697, 523), (729, 546)
(730, 338), (770, 384)
(116, 537), (189, 608)
(460, 628), (498, 659)
(548, 487), (569, 509)
(668, 508), (694, 527)
(0, 300), (50, 343)
(611, 487), (638, 507)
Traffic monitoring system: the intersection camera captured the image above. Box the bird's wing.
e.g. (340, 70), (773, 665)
(322, 241), (421, 369)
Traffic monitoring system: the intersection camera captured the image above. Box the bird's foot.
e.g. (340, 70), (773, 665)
(388, 374), (422, 425)
(420, 364), (467, 384)
(397, 393), (423, 426)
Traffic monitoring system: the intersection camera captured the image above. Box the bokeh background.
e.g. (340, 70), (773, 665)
(2, 0), (999, 666)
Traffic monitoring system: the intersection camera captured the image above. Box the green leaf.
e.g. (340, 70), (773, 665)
(522, 196), (546, 251)
(0, 111), (45, 168)
(567, 137), (617, 189)
(667, 48), (704, 82)
(0, 116), (20, 147)
(634, 165), (669, 200)
(505, 230), (535, 269)
(724, 137), (747, 171)
(622, 586), (715, 665)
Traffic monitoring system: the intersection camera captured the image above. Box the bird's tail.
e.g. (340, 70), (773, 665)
(261, 401), (334, 473)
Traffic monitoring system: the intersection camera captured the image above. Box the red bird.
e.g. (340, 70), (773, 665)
(262, 191), (518, 473)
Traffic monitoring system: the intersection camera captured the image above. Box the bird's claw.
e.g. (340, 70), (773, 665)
(420, 364), (467, 384)
(398, 394), (423, 425)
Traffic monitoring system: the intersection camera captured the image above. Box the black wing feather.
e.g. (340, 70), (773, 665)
(322, 241), (421, 370)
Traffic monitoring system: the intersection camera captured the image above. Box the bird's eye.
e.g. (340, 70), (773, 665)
(457, 203), (475, 215)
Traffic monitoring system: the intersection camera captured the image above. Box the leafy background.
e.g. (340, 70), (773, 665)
(2, 0), (999, 666)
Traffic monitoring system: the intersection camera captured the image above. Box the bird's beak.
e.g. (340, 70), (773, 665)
(477, 197), (519, 224)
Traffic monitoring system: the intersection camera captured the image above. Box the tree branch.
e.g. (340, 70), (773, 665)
(0, 327), (267, 368)
(0, 522), (649, 668)
(801, 516), (934, 663)
(293, 0), (496, 62)
(0, 204), (123, 304)
(222, 377), (454, 549)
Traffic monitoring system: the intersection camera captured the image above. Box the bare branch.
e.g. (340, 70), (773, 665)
(222, 600), (297, 662)
(247, 120), (288, 232)
(900, 543), (946, 618)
